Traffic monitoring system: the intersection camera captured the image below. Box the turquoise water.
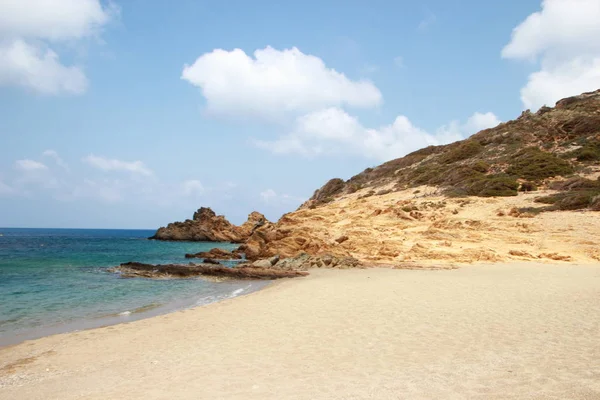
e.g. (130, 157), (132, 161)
(0, 228), (267, 346)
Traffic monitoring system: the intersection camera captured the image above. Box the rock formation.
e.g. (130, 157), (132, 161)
(232, 90), (600, 265)
(243, 253), (362, 271)
(110, 262), (308, 280)
(150, 90), (600, 266)
(150, 207), (267, 242)
(185, 247), (242, 260)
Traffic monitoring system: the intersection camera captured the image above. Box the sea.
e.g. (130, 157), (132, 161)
(0, 228), (268, 347)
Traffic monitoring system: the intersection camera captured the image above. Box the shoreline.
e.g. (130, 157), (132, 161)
(0, 278), (271, 348)
(2, 262), (600, 399)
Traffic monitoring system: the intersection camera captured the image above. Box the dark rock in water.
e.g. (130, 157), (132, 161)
(185, 247), (242, 260)
(109, 262), (308, 280)
(150, 207), (268, 243)
(203, 258), (221, 265)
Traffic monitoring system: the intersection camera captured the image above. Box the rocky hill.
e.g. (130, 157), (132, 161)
(303, 89), (600, 211)
(238, 90), (600, 265)
(153, 90), (600, 266)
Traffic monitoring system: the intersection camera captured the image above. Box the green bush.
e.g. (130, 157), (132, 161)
(471, 160), (490, 173)
(468, 175), (519, 197)
(506, 148), (573, 180)
(573, 142), (600, 162)
(440, 141), (483, 164)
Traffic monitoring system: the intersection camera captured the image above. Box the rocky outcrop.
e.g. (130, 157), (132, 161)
(238, 218), (329, 261)
(109, 262), (308, 280)
(245, 253), (362, 271)
(185, 247), (242, 260)
(150, 207), (268, 243)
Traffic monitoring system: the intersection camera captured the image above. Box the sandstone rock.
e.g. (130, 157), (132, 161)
(265, 253), (363, 271)
(151, 208), (269, 243)
(335, 235), (349, 244)
(251, 259), (273, 268)
(110, 262), (308, 280)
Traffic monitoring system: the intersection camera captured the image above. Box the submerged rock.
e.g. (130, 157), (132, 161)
(109, 262), (308, 280)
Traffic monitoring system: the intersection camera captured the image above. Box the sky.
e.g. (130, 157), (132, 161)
(1, 0), (600, 229)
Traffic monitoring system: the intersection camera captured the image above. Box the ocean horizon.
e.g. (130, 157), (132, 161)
(0, 228), (267, 347)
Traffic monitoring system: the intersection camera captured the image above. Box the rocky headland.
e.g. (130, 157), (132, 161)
(150, 207), (267, 242)
(147, 90), (600, 273)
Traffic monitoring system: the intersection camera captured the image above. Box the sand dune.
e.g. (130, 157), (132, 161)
(2, 263), (600, 399)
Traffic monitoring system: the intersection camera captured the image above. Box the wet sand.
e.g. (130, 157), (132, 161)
(1, 263), (599, 399)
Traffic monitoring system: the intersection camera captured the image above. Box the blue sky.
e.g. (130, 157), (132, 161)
(1, 0), (600, 228)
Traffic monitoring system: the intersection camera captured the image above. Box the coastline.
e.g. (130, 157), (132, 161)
(2, 262), (600, 399)
(0, 278), (270, 348)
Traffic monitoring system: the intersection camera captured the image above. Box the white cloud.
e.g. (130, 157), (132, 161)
(259, 188), (305, 208)
(255, 108), (501, 161)
(0, 39), (87, 94)
(0, 0), (115, 95)
(502, 0), (600, 110)
(83, 155), (153, 176)
(15, 159), (48, 171)
(0, 180), (17, 196)
(417, 13), (437, 32)
(0, 0), (113, 41)
(182, 180), (205, 197)
(71, 178), (123, 203)
(460, 112), (502, 135)
(260, 189), (277, 203)
(519, 57), (600, 110)
(43, 149), (69, 170)
(181, 46), (383, 119)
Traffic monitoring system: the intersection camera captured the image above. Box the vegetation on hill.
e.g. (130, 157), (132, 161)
(304, 89), (600, 212)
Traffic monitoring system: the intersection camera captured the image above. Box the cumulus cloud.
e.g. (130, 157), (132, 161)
(0, 0), (115, 95)
(0, 0), (113, 41)
(181, 46), (382, 119)
(260, 189), (277, 203)
(0, 180), (17, 196)
(502, 0), (600, 110)
(182, 180), (205, 197)
(0, 40), (87, 94)
(83, 155), (153, 176)
(43, 149), (69, 170)
(15, 159), (48, 171)
(254, 108), (500, 161)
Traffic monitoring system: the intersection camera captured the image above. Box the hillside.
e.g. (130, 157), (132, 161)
(303, 89), (600, 211)
(238, 90), (600, 266)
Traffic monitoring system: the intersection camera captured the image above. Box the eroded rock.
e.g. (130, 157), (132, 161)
(109, 262), (308, 280)
(185, 247), (242, 260)
(151, 208), (268, 243)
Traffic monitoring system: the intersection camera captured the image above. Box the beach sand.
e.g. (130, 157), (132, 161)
(1, 263), (600, 399)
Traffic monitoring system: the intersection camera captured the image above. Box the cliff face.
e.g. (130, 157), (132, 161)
(237, 90), (600, 264)
(150, 207), (267, 242)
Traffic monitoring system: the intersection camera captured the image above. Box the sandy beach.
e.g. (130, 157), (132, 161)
(1, 263), (600, 399)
